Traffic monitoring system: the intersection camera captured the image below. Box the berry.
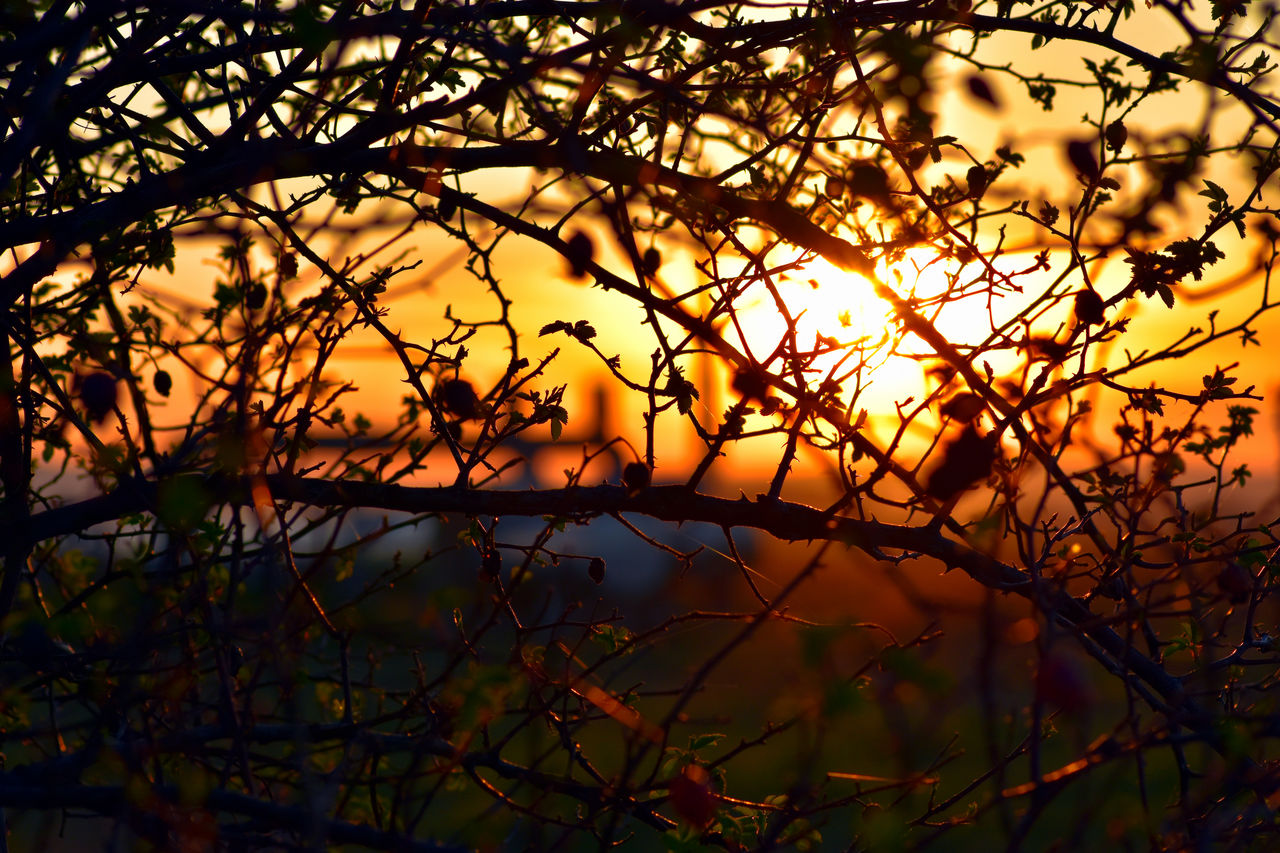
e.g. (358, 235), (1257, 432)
(440, 378), (479, 420)
(1066, 139), (1099, 181)
(565, 231), (594, 279)
(79, 371), (117, 423)
(1035, 651), (1094, 714)
(925, 425), (997, 500)
(246, 282), (268, 310)
(1105, 119), (1128, 153)
(940, 392), (985, 422)
(1074, 290), (1106, 326)
(668, 765), (715, 829)
(642, 247), (662, 277)
(622, 462), (650, 493)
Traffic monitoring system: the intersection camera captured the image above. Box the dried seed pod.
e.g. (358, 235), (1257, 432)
(731, 367), (769, 401)
(154, 370), (173, 397)
(278, 251), (298, 280)
(588, 557), (606, 584)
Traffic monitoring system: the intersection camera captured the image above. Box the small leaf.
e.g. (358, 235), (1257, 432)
(688, 733), (724, 752)
(548, 405), (568, 440)
(965, 165), (988, 198)
(965, 74), (999, 107)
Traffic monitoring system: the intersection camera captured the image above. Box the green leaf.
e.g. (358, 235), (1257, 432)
(548, 404), (568, 440)
(591, 624), (633, 654)
(688, 733), (724, 752)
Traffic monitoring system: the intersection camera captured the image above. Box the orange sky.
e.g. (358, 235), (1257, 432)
(12, 5), (1277, 508)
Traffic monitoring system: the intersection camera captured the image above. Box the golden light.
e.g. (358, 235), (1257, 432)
(727, 248), (1031, 417)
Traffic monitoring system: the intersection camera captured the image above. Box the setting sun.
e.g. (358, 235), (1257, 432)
(7, 2), (1280, 850)
(727, 248), (1049, 416)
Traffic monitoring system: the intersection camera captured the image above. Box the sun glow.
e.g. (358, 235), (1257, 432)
(727, 249), (1017, 416)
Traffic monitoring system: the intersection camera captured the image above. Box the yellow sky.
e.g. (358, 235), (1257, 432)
(11, 3), (1277, 501)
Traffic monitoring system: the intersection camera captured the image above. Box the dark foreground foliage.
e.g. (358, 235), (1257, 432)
(3, 1), (1280, 849)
